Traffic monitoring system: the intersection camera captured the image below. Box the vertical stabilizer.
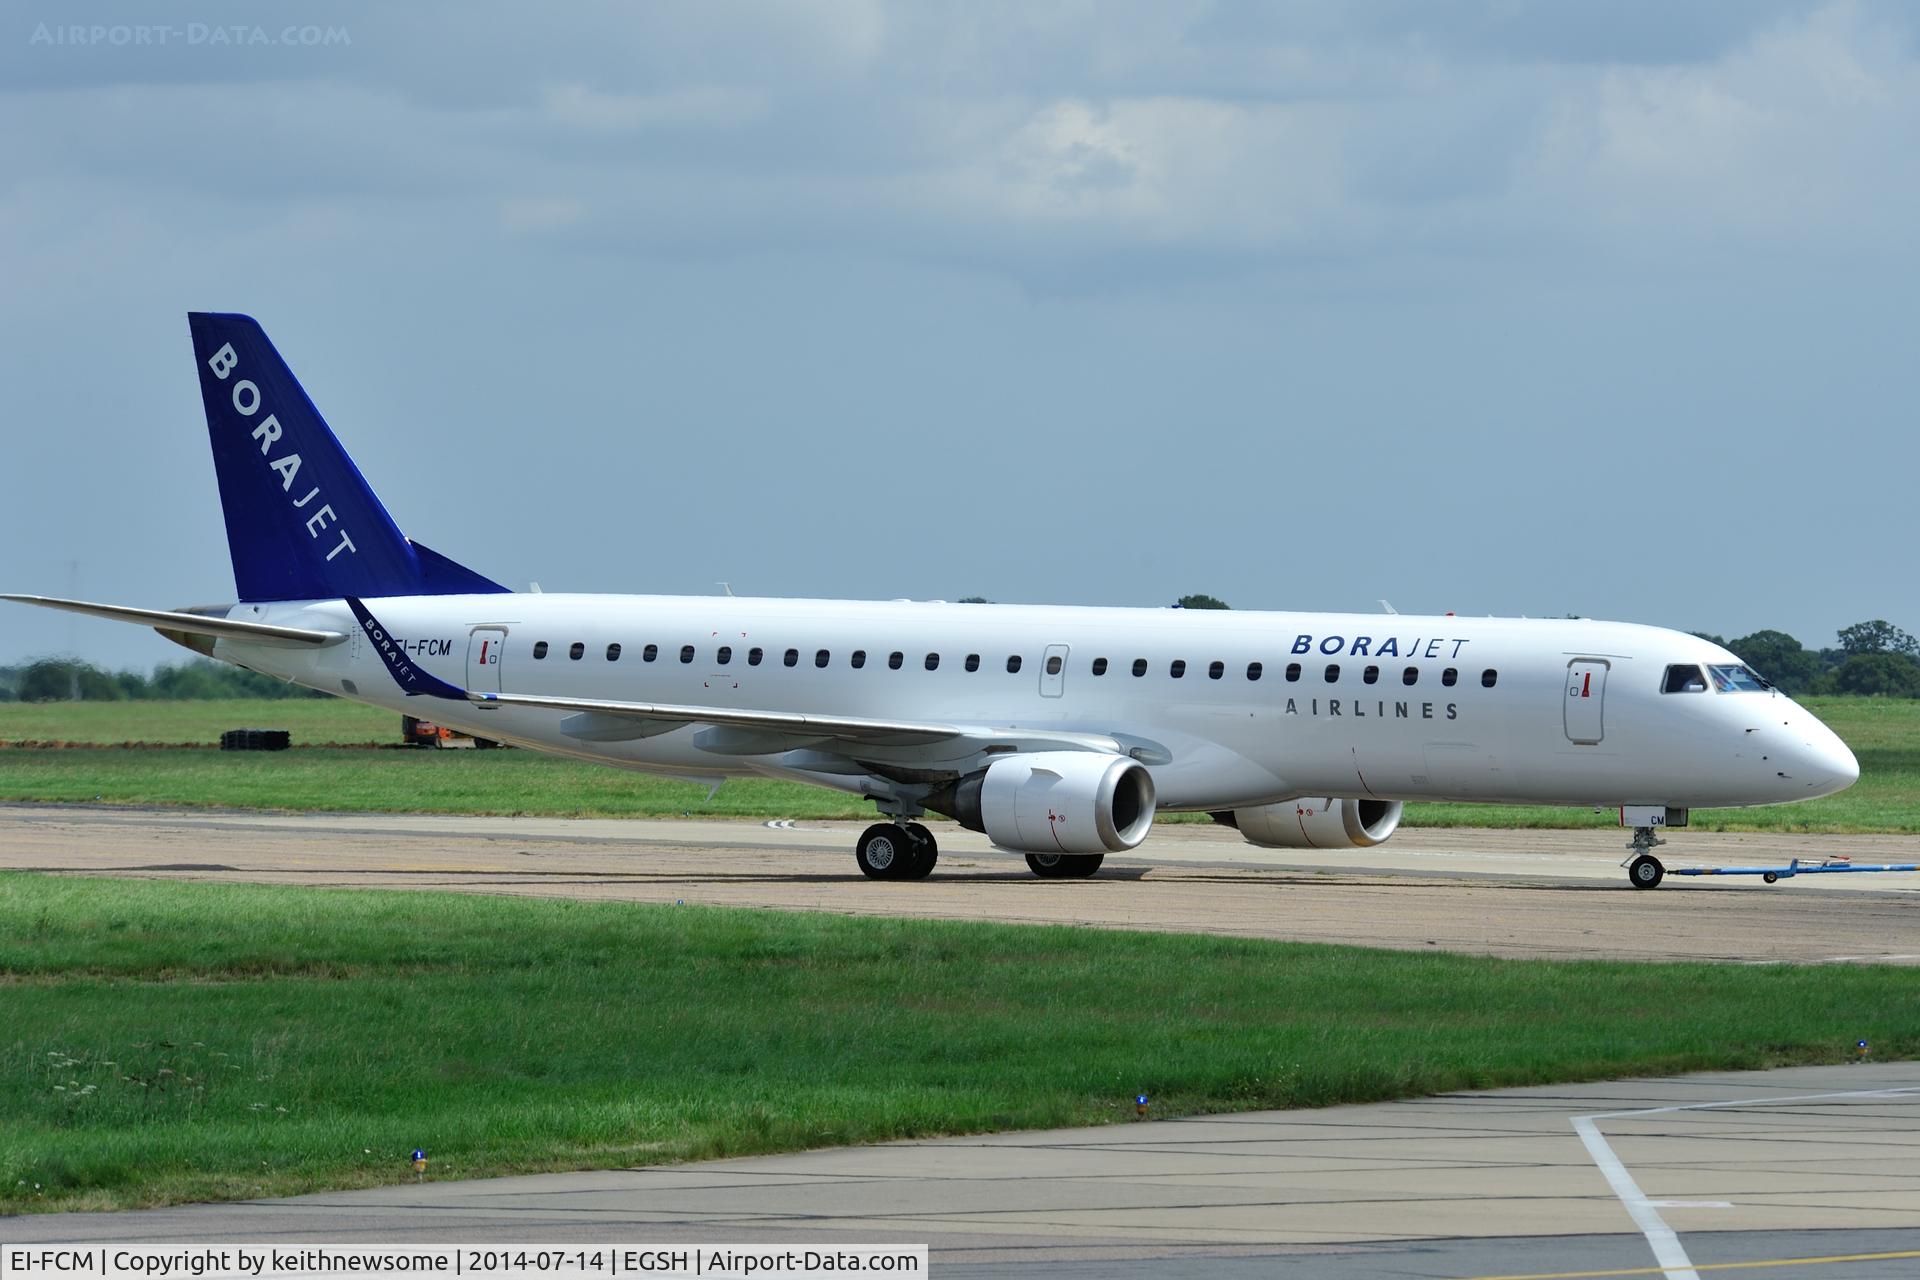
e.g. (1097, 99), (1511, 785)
(187, 312), (506, 602)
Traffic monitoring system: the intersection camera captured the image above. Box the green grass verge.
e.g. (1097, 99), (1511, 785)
(0, 697), (1913, 832)
(0, 747), (874, 819)
(0, 698), (395, 746)
(4, 873), (1915, 1213)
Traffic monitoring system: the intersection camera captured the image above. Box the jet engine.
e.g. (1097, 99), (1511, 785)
(1214, 798), (1402, 850)
(928, 751), (1156, 854)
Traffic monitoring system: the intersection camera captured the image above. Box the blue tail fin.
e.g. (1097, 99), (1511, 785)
(188, 312), (508, 603)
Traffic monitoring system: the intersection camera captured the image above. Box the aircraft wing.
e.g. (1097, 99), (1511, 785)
(469, 690), (1148, 760)
(472, 690), (959, 745)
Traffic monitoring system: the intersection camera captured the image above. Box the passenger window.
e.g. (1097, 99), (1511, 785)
(965, 653), (980, 672)
(747, 647), (762, 666)
(1007, 655), (1022, 673)
(1324, 664), (1340, 683)
(1092, 657), (1109, 676)
(569, 642), (584, 660)
(851, 650), (866, 669)
(783, 648), (799, 668)
(1132, 658), (1148, 677)
(1207, 661), (1224, 680)
(1441, 667), (1458, 687)
(1170, 659), (1186, 679)
(643, 643), (658, 663)
(1247, 662), (1263, 681)
(606, 643), (622, 662)
(1285, 662), (1301, 682)
(717, 646), (732, 665)
(925, 653), (940, 671)
(679, 645), (695, 664)
(1402, 666), (1418, 686)
(815, 649), (830, 668)
(1046, 655), (1063, 676)
(1663, 663), (1707, 693)
(533, 641), (549, 660)
(888, 651), (903, 670)
(1363, 665), (1379, 685)
(1481, 669), (1498, 688)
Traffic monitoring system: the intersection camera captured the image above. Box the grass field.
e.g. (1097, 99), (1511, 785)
(3, 873), (1915, 1213)
(0, 697), (1912, 832)
(0, 698), (393, 746)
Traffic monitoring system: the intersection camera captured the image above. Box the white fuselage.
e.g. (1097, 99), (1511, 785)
(215, 595), (1859, 813)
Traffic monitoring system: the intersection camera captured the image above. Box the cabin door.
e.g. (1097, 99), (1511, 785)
(467, 627), (506, 702)
(1564, 659), (1608, 744)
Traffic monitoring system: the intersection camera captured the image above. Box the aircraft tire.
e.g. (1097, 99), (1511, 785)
(899, 823), (938, 880)
(856, 823), (910, 880)
(1026, 852), (1104, 879)
(1627, 854), (1664, 889)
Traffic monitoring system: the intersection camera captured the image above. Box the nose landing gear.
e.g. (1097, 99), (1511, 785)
(1623, 826), (1666, 889)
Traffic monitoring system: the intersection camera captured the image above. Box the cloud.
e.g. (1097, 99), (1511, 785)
(1, 0), (1916, 285)
(1526, 3), (1920, 243)
(540, 85), (770, 134)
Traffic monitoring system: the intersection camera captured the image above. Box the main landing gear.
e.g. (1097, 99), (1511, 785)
(855, 821), (937, 881)
(1624, 826), (1666, 889)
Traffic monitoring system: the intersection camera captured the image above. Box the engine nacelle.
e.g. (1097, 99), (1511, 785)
(932, 751), (1156, 854)
(1218, 798), (1402, 850)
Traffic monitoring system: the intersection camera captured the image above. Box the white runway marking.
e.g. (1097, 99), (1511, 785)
(1572, 1084), (1920, 1280)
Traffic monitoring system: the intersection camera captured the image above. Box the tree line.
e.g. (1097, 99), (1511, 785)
(0, 658), (331, 702)
(3, 612), (1914, 701)
(1688, 621), (1920, 698)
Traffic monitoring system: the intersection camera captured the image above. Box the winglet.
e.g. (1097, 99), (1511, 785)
(345, 597), (467, 698)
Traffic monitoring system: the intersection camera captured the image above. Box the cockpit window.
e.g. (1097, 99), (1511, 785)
(1662, 664), (1708, 693)
(1709, 663), (1770, 693)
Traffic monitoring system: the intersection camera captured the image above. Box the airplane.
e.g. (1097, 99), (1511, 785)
(5, 314), (1860, 890)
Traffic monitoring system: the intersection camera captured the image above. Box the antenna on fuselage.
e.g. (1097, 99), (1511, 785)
(1378, 599), (1398, 614)
(717, 582), (735, 597)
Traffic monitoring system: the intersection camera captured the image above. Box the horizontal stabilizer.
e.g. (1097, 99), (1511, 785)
(1, 594), (344, 647)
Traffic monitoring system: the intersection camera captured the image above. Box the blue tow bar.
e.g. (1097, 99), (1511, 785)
(1670, 857), (1920, 885)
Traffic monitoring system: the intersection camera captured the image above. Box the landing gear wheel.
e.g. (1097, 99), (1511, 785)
(1025, 852), (1104, 879)
(1628, 854), (1665, 889)
(856, 823), (908, 880)
(900, 823), (938, 880)
(1762, 872), (1779, 884)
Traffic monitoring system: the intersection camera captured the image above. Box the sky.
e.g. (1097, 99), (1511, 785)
(2, 1), (1916, 671)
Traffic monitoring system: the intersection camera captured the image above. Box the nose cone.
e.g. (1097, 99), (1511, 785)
(1794, 712), (1859, 799)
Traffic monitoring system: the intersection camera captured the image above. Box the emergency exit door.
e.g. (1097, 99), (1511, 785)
(1564, 659), (1607, 744)
(1040, 644), (1069, 697)
(468, 627), (506, 701)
